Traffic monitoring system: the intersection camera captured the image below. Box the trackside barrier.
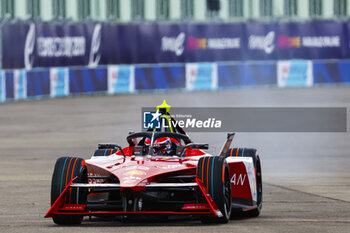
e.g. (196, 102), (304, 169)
(3, 21), (350, 69)
(0, 60), (349, 103)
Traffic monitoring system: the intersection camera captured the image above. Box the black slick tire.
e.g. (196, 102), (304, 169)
(50, 157), (87, 225)
(197, 156), (231, 223)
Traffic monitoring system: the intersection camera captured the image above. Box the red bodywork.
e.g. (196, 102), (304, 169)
(46, 148), (225, 218)
(46, 146), (257, 218)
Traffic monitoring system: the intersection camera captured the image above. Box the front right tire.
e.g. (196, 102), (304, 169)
(197, 156), (232, 223)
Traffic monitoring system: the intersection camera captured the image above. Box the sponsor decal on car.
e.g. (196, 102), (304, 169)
(125, 165), (150, 171)
(126, 170), (146, 176)
(231, 173), (246, 185)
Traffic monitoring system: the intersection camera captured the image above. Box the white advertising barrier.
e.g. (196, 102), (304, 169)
(108, 65), (135, 94)
(0, 71), (5, 102)
(14, 70), (27, 100)
(186, 63), (218, 91)
(50, 67), (69, 97)
(277, 60), (313, 87)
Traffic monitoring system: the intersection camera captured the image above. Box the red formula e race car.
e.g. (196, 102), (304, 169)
(45, 101), (262, 225)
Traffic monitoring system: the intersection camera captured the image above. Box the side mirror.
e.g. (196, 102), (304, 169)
(187, 143), (209, 150)
(98, 143), (118, 150)
(97, 143), (126, 158)
(179, 143), (209, 157)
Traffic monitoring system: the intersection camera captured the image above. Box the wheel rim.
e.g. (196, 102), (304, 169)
(223, 167), (231, 217)
(256, 159), (262, 207)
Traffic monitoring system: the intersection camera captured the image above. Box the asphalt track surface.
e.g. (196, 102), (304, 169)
(0, 86), (350, 233)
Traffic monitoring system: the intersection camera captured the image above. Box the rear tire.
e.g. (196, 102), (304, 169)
(197, 156), (231, 223)
(225, 148), (262, 218)
(51, 157), (87, 225)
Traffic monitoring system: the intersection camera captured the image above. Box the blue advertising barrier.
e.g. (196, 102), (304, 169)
(69, 67), (107, 94)
(26, 69), (50, 97)
(5, 71), (14, 99)
(2, 23), (98, 69)
(218, 62), (276, 87)
(313, 60), (350, 84)
(135, 64), (186, 90)
(2, 21), (350, 69)
(0, 60), (350, 103)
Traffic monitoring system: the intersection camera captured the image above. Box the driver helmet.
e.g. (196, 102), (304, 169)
(145, 137), (179, 155)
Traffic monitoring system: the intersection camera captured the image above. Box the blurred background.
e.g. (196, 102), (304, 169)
(0, 0), (349, 174)
(0, 0), (348, 22)
(0, 0), (349, 97)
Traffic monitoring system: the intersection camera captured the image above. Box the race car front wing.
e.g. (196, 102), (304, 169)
(45, 177), (222, 218)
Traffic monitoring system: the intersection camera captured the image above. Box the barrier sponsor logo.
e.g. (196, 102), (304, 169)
(278, 35), (301, 48)
(187, 37), (240, 50)
(161, 32), (186, 56)
(248, 31), (275, 54)
(278, 35), (339, 49)
(24, 24), (35, 69)
(3, 21), (349, 69)
(37, 36), (85, 57)
(207, 38), (240, 49)
(0, 72), (4, 102)
(302, 36), (340, 48)
(108, 65), (134, 94)
(187, 37), (207, 50)
(50, 68), (69, 97)
(14, 70), (27, 100)
(186, 63), (217, 90)
(277, 60), (313, 87)
(89, 24), (102, 66)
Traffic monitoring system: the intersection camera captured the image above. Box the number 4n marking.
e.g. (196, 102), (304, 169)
(231, 173), (246, 185)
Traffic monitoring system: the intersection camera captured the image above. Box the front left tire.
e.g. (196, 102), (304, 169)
(50, 157), (87, 225)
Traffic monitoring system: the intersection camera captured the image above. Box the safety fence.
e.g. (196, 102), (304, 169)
(0, 60), (349, 102)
